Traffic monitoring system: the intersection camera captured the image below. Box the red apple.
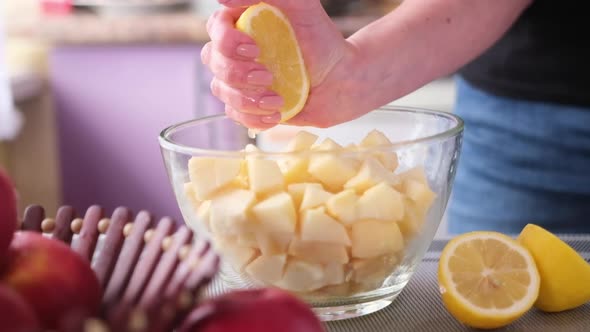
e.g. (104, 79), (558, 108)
(1, 231), (103, 329)
(0, 167), (18, 261)
(0, 284), (40, 332)
(180, 288), (325, 332)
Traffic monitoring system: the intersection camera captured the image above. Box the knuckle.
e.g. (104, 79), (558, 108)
(206, 10), (220, 33)
(234, 94), (256, 110)
(216, 30), (239, 56)
(223, 63), (247, 84)
(233, 96), (247, 110)
(224, 106), (235, 117)
(210, 79), (220, 96)
(200, 43), (212, 65)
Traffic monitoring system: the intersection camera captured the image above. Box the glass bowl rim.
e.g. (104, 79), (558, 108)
(158, 105), (464, 157)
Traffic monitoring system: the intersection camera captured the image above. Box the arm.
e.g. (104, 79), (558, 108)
(345, 0), (532, 114)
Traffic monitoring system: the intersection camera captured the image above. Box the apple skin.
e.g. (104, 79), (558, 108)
(0, 168), (18, 262)
(0, 284), (41, 332)
(180, 288), (325, 332)
(1, 231), (103, 329)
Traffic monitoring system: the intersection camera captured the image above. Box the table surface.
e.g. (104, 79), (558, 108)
(208, 235), (590, 332)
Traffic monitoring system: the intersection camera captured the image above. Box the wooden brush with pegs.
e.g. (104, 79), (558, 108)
(20, 204), (220, 332)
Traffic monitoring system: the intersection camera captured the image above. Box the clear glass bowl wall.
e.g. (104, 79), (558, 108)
(159, 106), (463, 320)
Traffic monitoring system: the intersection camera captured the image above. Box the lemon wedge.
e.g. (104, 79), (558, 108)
(236, 2), (310, 122)
(518, 223), (590, 312)
(438, 231), (540, 329)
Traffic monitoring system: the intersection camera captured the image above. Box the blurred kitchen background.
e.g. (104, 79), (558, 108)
(1, 0), (455, 237)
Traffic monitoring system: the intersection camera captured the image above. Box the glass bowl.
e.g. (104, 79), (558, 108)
(158, 106), (464, 321)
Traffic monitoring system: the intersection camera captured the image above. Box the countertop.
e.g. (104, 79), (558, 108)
(7, 12), (379, 45)
(206, 236), (590, 332)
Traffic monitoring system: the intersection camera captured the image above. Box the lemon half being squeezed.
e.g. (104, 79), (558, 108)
(236, 2), (311, 123)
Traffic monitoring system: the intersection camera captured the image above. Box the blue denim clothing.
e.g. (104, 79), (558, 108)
(447, 77), (590, 234)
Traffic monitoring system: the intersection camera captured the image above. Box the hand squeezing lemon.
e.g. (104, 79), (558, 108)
(236, 3), (310, 123)
(438, 224), (590, 329)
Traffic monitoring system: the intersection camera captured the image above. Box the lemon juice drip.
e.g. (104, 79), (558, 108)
(248, 128), (261, 139)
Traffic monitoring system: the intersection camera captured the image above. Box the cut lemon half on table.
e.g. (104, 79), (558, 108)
(236, 2), (310, 122)
(518, 223), (590, 313)
(438, 231), (540, 329)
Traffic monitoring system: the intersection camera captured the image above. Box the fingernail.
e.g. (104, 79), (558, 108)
(259, 95), (284, 110)
(243, 86), (266, 94)
(261, 113), (281, 124)
(247, 70), (273, 86)
(236, 44), (260, 58)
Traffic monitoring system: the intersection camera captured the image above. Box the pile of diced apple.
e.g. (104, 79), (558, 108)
(183, 130), (436, 295)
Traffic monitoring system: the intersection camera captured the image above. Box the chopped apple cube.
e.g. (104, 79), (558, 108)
(308, 155), (359, 191)
(287, 183), (322, 209)
(325, 189), (358, 225)
(402, 178), (436, 211)
(184, 183), (207, 230)
(344, 143), (358, 151)
(210, 234), (231, 252)
(324, 262), (345, 286)
(301, 207), (351, 246)
(312, 138), (342, 151)
(288, 238), (349, 264)
(252, 192), (296, 235)
(235, 231), (258, 248)
(247, 157), (284, 194)
(284, 131), (318, 152)
(360, 129), (392, 147)
(351, 220), (404, 258)
(196, 199), (211, 219)
(277, 259), (325, 292)
(183, 182), (200, 209)
(209, 189), (256, 237)
(375, 152), (399, 172)
(397, 201), (424, 237)
(245, 254), (287, 285)
(359, 130), (398, 171)
(351, 254), (399, 285)
(357, 183), (404, 221)
(256, 232), (292, 256)
(188, 157), (243, 200)
(397, 166), (429, 184)
(232, 160), (250, 189)
(344, 157), (397, 194)
(299, 185), (332, 210)
(320, 282), (352, 296)
(196, 200), (212, 232)
(278, 157), (314, 184)
(217, 239), (259, 273)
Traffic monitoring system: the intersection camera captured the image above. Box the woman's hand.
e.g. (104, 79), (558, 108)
(203, 0), (533, 130)
(201, 0), (367, 129)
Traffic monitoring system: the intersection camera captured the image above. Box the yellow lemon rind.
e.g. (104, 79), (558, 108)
(518, 223), (590, 313)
